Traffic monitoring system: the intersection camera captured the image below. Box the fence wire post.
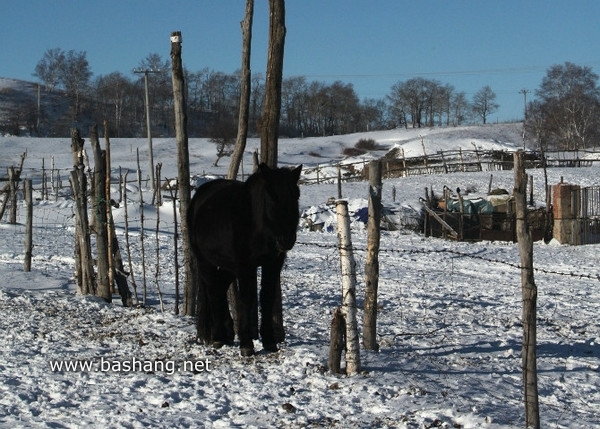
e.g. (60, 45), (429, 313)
(335, 199), (361, 375)
(24, 179), (33, 272)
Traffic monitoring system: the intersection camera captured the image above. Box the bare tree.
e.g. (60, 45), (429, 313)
(387, 78), (446, 128)
(259, 0), (286, 168)
(450, 91), (470, 126)
(33, 48), (92, 122)
(259, 0), (286, 343)
(527, 62), (600, 150)
(33, 48), (65, 92)
(472, 85), (499, 124)
(209, 115), (236, 167)
(228, 0), (254, 180)
(92, 72), (133, 137)
(61, 50), (93, 120)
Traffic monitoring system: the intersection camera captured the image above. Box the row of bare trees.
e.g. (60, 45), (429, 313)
(387, 78), (499, 128)
(27, 49), (506, 139)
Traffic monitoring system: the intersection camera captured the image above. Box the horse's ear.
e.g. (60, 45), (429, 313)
(291, 164), (302, 183)
(258, 163), (270, 174)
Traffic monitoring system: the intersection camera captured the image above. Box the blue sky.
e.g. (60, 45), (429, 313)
(1, 0), (599, 123)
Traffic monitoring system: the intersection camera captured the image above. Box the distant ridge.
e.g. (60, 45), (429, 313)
(0, 77), (70, 136)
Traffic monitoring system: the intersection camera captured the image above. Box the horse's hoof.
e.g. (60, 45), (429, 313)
(263, 343), (278, 353)
(240, 346), (255, 357)
(212, 341), (226, 349)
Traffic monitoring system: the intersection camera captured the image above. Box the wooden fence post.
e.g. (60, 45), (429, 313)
(69, 128), (96, 296)
(167, 181), (180, 315)
(90, 125), (111, 302)
(8, 166), (17, 224)
(136, 149), (147, 305)
(336, 200), (361, 375)
(122, 170), (139, 305)
(328, 307), (345, 373)
(363, 160), (382, 351)
(337, 163), (342, 199)
(514, 151), (540, 429)
(171, 30), (197, 317)
(24, 179), (33, 272)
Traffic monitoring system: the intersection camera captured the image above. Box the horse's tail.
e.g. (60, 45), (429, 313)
(188, 194), (212, 345)
(195, 278), (211, 345)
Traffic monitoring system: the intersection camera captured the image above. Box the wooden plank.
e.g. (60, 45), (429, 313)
(419, 198), (458, 239)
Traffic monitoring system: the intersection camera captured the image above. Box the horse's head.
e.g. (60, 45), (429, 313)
(250, 163), (302, 253)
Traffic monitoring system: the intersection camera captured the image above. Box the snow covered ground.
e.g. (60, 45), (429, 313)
(1, 124), (599, 428)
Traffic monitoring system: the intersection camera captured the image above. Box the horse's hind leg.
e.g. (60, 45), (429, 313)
(201, 266), (234, 348)
(260, 254), (286, 352)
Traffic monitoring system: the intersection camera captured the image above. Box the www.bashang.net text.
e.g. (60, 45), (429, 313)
(49, 357), (212, 376)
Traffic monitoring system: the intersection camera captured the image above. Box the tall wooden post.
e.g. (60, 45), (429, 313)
(514, 151), (540, 429)
(225, 0), (255, 335)
(363, 160), (382, 351)
(104, 122), (114, 293)
(8, 166), (17, 224)
(69, 128), (96, 296)
(171, 31), (197, 317)
(90, 125), (111, 302)
(259, 0), (286, 168)
(228, 0), (254, 181)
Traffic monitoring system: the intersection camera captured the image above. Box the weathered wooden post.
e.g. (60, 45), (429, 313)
(335, 200), (361, 375)
(328, 307), (345, 373)
(41, 158), (47, 200)
(457, 188), (465, 240)
(24, 179), (33, 272)
(171, 30), (197, 317)
(514, 151), (540, 429)
(227, 0), (254, 181)
(227, 14), (255, 327)
(90, 125), (111, 302)
(104, 123), (115, 293)
(167, 181), (180, 315)
(8, 166), (17, 225)
(363, 160), (382, 351)
(122, 170), (139, 306)
(337, 164), (342, 199)
(69, 128), (96, 295)
(136, 149), (147, 306)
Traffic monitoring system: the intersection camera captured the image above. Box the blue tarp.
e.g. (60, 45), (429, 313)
(445, 198), (494, 214)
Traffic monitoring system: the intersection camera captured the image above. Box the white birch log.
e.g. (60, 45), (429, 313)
(336, 200), (361, 375)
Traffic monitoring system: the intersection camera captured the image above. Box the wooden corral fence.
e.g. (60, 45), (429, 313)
(303, 148), (600, 185)
(576, 186), (600, 244)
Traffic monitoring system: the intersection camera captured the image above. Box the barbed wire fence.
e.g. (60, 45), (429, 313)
(287, 234), (600, 425)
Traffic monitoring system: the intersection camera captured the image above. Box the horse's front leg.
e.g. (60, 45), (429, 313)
(237, 267), (258, 356)
(260, 253), (286, 352)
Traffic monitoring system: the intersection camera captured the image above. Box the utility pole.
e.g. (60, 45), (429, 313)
(519, 89), (530, 150)
(37, 84), (41, 135)
(134, 68), (161, 192)
(519, 89), (530, 121)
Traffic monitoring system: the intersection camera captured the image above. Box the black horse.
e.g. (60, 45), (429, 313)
(188, 163), (302, 356)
